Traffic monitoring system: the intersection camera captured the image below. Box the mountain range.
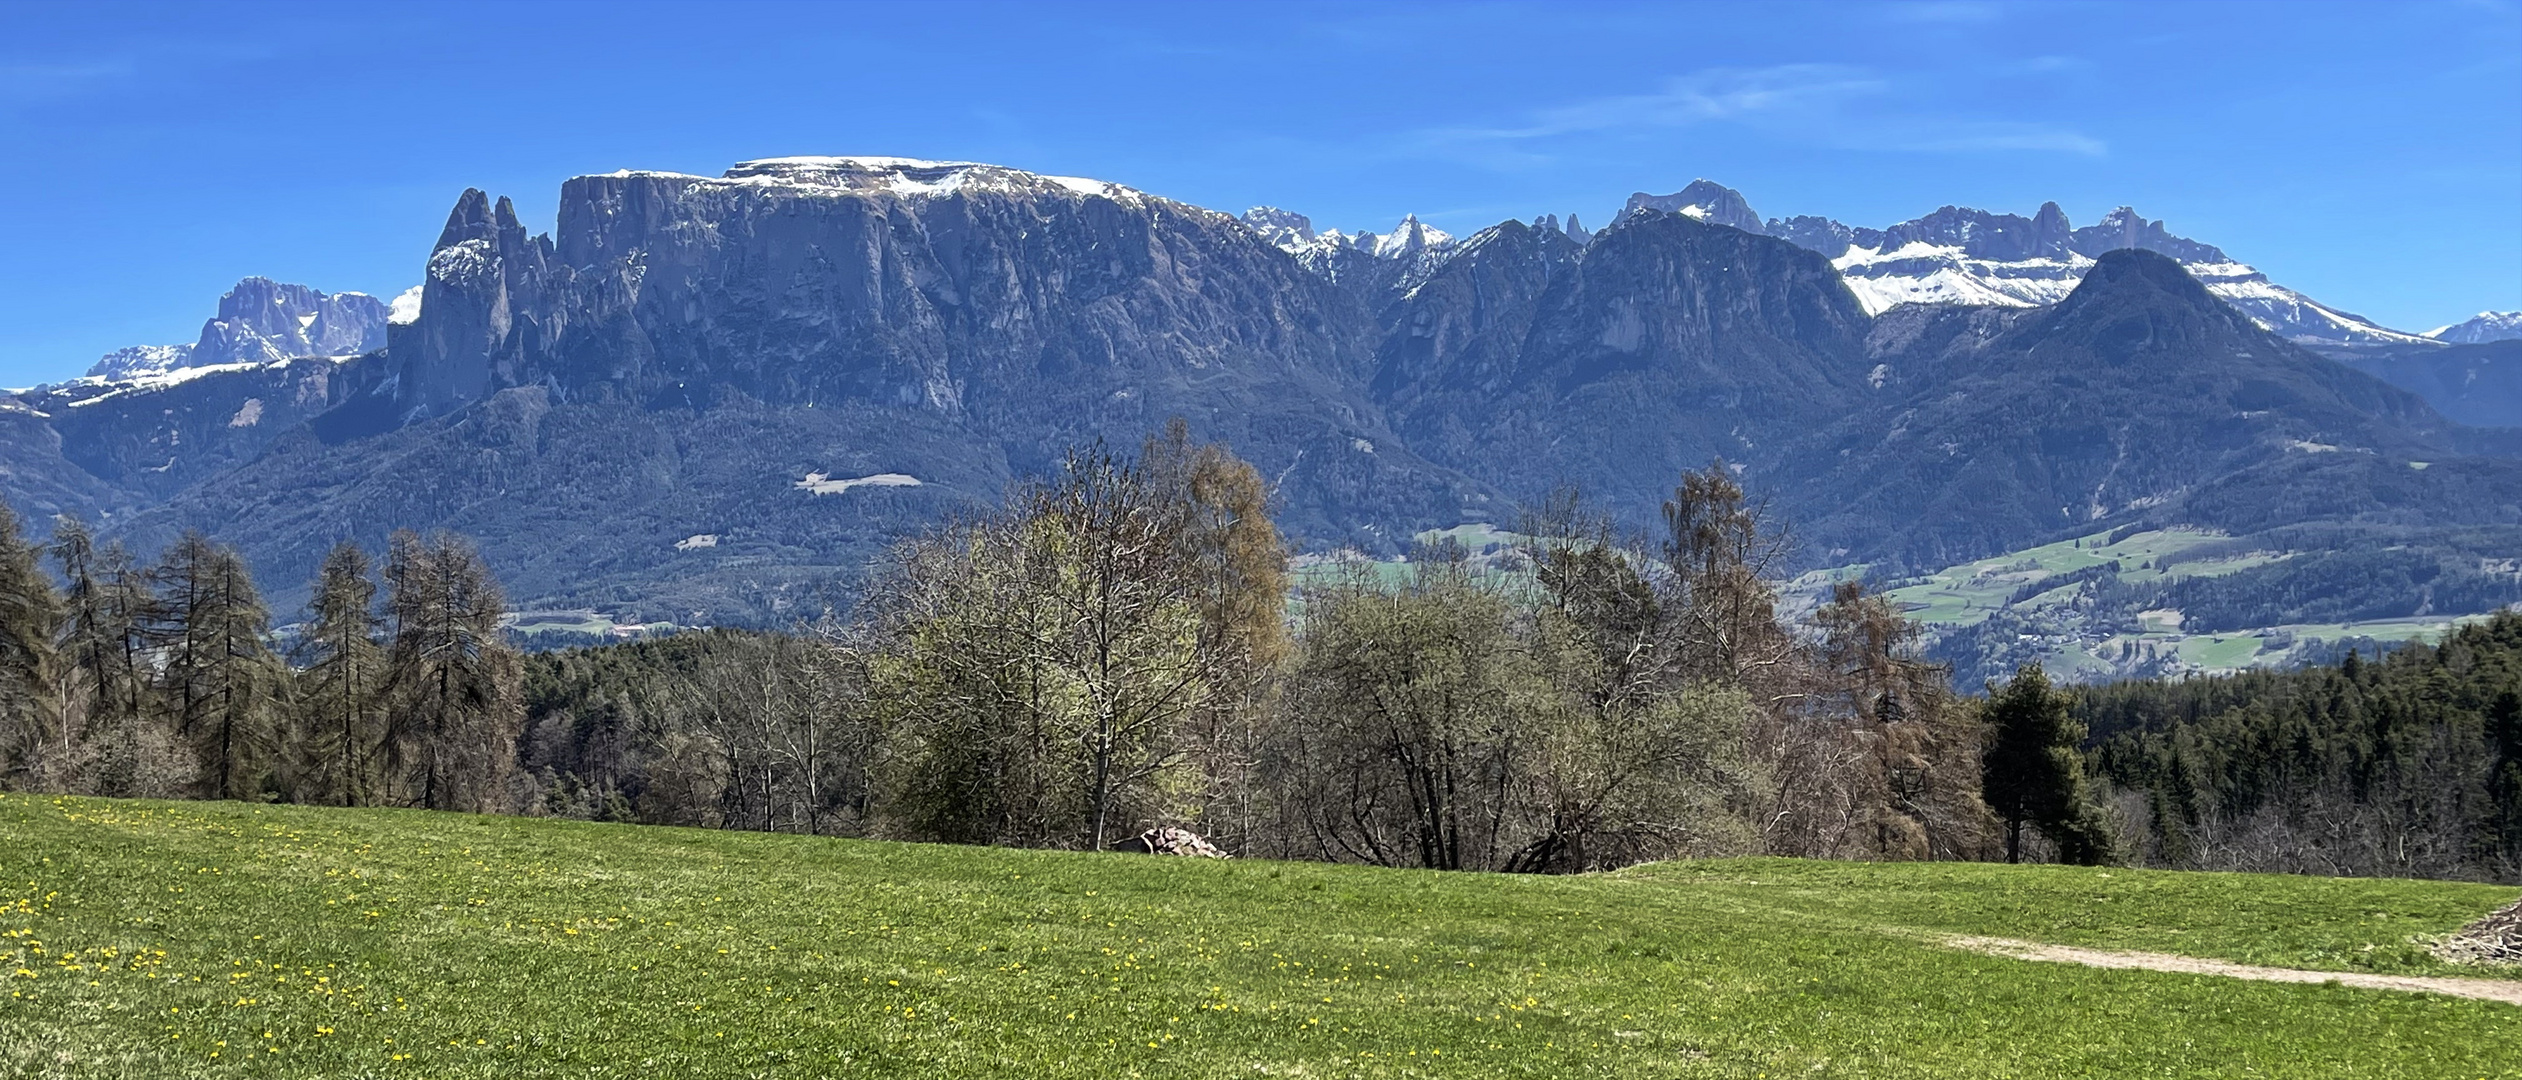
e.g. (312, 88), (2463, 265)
(3, 156), (2516, 635)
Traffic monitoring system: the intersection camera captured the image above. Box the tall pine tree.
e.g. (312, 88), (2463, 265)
(1981, 663), (2112, 865)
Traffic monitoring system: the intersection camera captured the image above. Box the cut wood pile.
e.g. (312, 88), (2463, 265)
(1114, 827), (1228, 858)
(2432, 896), (2522, 965)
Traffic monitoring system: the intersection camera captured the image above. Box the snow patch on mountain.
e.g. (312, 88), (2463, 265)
(389, 285), (425, 325)
(619, 157), (1167, 211)
(795, 471), (922, 496)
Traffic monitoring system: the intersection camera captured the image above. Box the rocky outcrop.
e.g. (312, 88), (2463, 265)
(1625, 180), (1765, 235)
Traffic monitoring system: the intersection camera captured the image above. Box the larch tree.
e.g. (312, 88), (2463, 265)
(157, 533), (287, 800)
(1810, 580), (1993, 860)
(297, 541), (386, 806)
(51, 522), (176, 795)
(383, 531), (524, 813)
(1142, 419), (1290, 852)
(0, 503), (62, 787)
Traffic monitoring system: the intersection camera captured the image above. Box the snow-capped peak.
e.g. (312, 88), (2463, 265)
(73, 278), (394, 384)
(1241, 206), (1318, 248)
(1367, 215), (1452, 258)
(2425, 311), (2522, 345)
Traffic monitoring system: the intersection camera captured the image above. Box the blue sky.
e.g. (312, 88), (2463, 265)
(1, 0), (2515, 386)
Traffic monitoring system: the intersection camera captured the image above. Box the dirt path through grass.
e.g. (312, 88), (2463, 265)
(1946, 935), (2522, 1006)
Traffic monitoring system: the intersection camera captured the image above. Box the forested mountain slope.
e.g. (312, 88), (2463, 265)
(2087, 611), (2522, 881)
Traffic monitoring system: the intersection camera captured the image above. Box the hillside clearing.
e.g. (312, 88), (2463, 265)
(4, 794), (2518, 1078)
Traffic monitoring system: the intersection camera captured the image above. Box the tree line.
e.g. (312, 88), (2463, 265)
(35, 422), (2466, 878)
(0, 510), (521, 811)
(2085, 614), (2522, 883)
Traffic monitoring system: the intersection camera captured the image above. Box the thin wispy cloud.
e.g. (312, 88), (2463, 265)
(0, 60), (135, 103)
(1432, 65), (1884, 142)
(1881, 1), (2010, 25)
(1404, 63), (2104, 168)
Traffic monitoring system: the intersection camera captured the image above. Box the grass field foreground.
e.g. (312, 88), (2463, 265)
(4, 793), (2518, 1078)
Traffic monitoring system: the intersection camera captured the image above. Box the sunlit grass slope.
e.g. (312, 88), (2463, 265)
(3, 793), (2516, 1079)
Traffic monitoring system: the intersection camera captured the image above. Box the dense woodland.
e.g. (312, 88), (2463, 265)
(3, 425), (2518, 883)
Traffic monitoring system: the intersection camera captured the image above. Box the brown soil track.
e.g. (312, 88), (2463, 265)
(1945, 935), (2522, 1006)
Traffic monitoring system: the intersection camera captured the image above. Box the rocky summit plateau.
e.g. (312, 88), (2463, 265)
(5, 155), (2517, 629)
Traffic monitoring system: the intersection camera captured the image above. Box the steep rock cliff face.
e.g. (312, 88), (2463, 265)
(194, 279), (391, 365)
(386, 158), (1489, 549)
(1376, 211), (1876, 518)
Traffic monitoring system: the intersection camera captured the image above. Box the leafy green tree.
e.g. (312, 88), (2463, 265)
(1981, 663), (2111, 864)
(1283, 552), (1536, 870)
(871, 441), (1218, 850)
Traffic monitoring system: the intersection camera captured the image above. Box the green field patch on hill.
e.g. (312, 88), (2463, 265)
(3, 795), (2515, 1078)
(1881, 528), (2236, 626)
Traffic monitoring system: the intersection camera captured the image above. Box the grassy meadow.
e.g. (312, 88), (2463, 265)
(3, 792), (2517, 1079)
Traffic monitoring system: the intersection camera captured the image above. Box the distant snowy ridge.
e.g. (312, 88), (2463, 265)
(1621, 182), (2434, 347)
(77, 277), (399, 386)
(2426, 311), (2522, 344)
(88, 343), (197, 381)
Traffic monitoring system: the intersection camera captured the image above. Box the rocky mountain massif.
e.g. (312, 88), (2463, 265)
(5, 156), (2516, 630)
(80, 278), (391, 381)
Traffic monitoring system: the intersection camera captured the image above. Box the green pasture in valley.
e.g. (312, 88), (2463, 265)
(4, 794), (2516, 1078)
